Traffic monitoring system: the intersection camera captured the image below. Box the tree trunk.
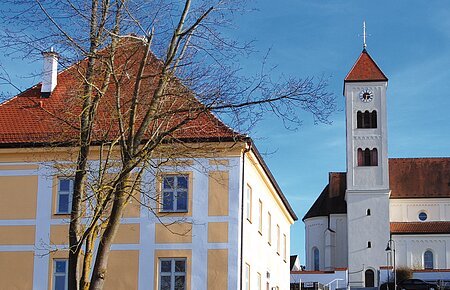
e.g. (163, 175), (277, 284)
(88, 172), (130, 290)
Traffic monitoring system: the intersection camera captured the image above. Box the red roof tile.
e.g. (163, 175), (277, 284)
(390, 158), (450, 199)
(345, 49), (388, 82)
(391, 222), (450, 234)
(0, 40), (241, 146)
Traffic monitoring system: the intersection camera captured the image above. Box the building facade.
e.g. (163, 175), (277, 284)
(303, 48), (450, 288)
(0, 44), (297, 290)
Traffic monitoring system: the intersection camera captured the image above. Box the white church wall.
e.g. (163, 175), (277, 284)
(346, 192), (390, 287)
(304, 214), (348, 271)
(390, 199), (450, 222)
(305, 217), (327, 270)
(330, 214), (348, 268)
(393, 235), (450, 269)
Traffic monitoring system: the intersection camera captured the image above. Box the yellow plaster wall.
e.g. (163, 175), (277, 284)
(154, 249), (192, 290)
(113, 223), (140, 244)
(50, 225), (69, 245)
(0, 251), (34, 289)
(0, 175), (38, 219)
(207, 249), (228, 290)
(207, 222), (228, 243)
(208, 171), (229, 216)
(155, 223), (192, 244)
(103, 250), (139, 290)
(0, 164), (39, 170)
(208, 159), (229, 166)
(0, 225), (35, 245)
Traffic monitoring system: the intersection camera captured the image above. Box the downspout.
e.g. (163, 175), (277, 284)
(240, 141), (252, 290)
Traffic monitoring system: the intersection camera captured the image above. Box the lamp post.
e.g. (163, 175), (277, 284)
(385, 239), (396, 290)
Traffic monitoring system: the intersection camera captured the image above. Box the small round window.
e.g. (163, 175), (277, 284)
(418, 212), (428, 221)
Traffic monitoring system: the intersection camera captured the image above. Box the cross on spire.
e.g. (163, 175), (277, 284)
(363, 21), (367, 49)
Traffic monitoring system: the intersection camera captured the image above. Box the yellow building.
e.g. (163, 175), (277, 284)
(0, 44), (297, 290)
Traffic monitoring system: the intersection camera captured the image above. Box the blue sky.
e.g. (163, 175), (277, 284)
(230, 0), (450, 263)
(1, 0), (449, 265)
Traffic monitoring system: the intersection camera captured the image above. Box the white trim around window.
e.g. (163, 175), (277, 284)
(56, 178), (74, 214)
(159, 258), (187, 290)
(52, 259), (68, 290)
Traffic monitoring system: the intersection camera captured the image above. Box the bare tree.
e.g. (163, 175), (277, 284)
(0, 1), (335, 290)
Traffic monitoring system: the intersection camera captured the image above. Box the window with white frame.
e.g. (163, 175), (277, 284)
(161, 175), (188, 212)
(245, 263), (250, 290)
(283, 234), (287, 262)
(276, 224), (280, 255)
(246, 184), (252, 221)
(53, 259), (68, 290)
(159, 258), (186, 290)
(258, 199), (263, 234)
(57, 178), (74, 214)
(267, 212), (272, 245)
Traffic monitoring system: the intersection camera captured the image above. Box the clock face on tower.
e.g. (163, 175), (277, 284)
(359, 88), (374, 103)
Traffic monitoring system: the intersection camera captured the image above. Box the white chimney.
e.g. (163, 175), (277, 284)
(41, 47), (59, 97)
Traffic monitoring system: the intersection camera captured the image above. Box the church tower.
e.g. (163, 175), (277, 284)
(344, 44), (390, 287)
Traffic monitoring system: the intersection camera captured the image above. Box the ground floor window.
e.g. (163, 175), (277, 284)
(53, 259), (68, 290)
(159, 258), (186, 290)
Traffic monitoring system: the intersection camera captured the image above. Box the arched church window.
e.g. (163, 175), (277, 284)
(356, 110), (377, 129)
(371, 111), (377, 128)
(365, 269), (375, 287)
(424, 250), (434, 269)
(357, 148), (378, 166)
(364, 148), (371, 166)
(363, 110), (371, 128)
(371, 148), (378, 166)
(313, 247), (319, 271)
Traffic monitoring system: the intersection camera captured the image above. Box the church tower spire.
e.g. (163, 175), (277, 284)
(344, 41), (391, 287)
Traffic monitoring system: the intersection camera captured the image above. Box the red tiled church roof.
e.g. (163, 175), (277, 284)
(344, 49), (388, 82)
(391, 222), (450, 234)
(303, 158), (450, 220)
(0, 40), (242, 147)
(390, 158), (450, 199)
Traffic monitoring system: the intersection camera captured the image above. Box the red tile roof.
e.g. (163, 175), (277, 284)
(304, 158), (450, 220)
(390, 158), (450, 199)
(391, 222), (450, 234)
(344, 49), (388, 82)
(0, 40), (241, 147)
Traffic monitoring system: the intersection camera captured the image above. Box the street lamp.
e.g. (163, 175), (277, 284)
(385, 239), (396, 290)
